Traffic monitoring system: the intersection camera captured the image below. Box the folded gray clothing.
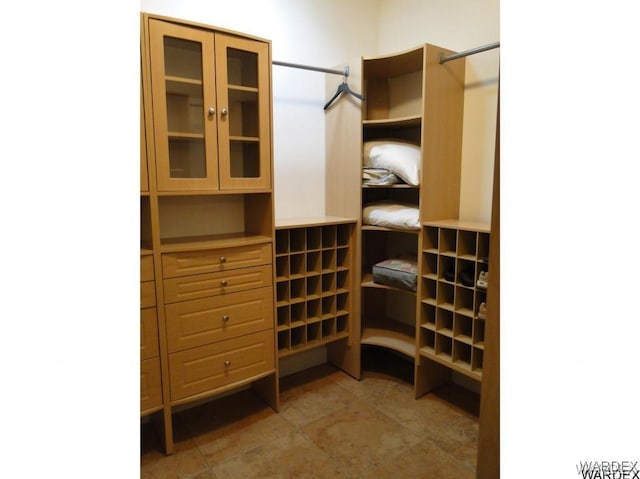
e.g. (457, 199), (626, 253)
(372, 258), (418, 291)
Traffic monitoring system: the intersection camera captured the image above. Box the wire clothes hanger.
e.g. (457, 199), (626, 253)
(323, 66), (364, 110)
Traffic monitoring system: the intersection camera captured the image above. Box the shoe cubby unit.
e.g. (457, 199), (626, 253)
(275, 218), (356, 358)
(141, 13), (277, 455)
(419, 220), (490, 382)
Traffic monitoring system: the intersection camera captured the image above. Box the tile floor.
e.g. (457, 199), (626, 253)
(141, 349), (479, 479)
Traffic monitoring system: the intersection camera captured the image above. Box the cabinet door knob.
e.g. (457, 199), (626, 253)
(221, 108), (228, 117)
(208, 107), (216, 115)
(222, 314), (230, 322)
(224, 360), (231, 367)
(219, 256), (227, 263)
(221, 279), (228, 287)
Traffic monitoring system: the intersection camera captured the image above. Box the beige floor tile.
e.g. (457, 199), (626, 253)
(211, 430), (349, 479)
(279, 373), (360, 427)
(141, 426), (210, 479)
(300, 400), (422, 477)
(358, 439), (476, 479)
(191, 401), (295, 466)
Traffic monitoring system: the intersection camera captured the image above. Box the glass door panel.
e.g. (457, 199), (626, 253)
(149, 20), (218, 191)
(215, 34), (271, 190)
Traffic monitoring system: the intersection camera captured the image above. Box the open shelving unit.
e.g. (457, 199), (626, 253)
(419, 220), (490, 382)
(275, 218), (356, 357)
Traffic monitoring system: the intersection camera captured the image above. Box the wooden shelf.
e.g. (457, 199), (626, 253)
(362, 114), (422, 129)
(361, 225), (420, 233)
(361, 319), (415, 358)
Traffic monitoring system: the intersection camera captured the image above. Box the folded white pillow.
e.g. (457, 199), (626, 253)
(362, 201), (420, 230)
(363, 141), (421, 185)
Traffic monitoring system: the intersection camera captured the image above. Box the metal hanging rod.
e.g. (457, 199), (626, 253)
(439, 41), (500, 64)
(273, 60), (349, 77)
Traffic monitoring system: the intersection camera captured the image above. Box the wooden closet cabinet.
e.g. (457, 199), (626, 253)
(148, 19), (271, 192)
(141, 13), (277, 455)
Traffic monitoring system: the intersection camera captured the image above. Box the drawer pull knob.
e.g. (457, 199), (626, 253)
(224, 360), (231, 367)
(221, 280), (228, 287)
(219, 256), (227, 263)
(222, 315), (230, 322)
(208, 107), (216, 115)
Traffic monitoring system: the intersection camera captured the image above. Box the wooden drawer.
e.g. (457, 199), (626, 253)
(141, 280), (156, 308)
(168, 329), (274, 402)
(162, 242), (272, 278)
(141, 307), (159, 360)
(141, 255), (155, 282)
(163, 264), (273, 303)
(165, 286), (274, 352)
(141, 357), (162, 414)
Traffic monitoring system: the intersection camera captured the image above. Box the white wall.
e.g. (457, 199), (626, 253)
(140, 0), (379, 219)
(379, 0), (499, 223)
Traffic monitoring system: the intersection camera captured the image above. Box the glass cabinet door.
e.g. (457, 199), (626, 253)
(149, 20), (218, 191)
(215, 34), (271, 190)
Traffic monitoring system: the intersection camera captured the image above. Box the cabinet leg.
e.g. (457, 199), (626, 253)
(327, 339), (361, 380)
(252, 372), (279, 412)
(151, 405), (174, 455)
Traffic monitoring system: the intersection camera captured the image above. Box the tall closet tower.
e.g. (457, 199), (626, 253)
(326, 44), (468, 396)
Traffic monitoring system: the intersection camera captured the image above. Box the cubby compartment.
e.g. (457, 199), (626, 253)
(422, 252), (438, 279)
(435, 308), (454, 336)
(306, 275), (321, 299)
(276, 282), (289, 305)
(278, 330), (290, 353)
(322, 272), (336, 293)
(421, 303), (436, 330)
(422, 278), (437, 304)
(438, 256), (456, 284)
(307, 321), (321, 344)
(306, 299), (321, 323)
(435, 334), (453, 360)
(291, 326), (306, 350)
(457, 230), (477, 260)
(336, 292), (349, 315)
(436, 282), (454, 311)
(453, 341), (472, 369)
(277, 306), (289, 329)
(336, 270), (350, 293)
(473, 319), (485, 348)
(290, 278), (305, 303)
(423, 225), (438, 253)
(454, 286), (474, 316)
(322, 225), (336, 249)
(140, 196), (153, 250)
(306, 227), (322, 250)
(276, 256), (289, 281)
(420, 328), (436, 355)
(322, 295), (335, 319)
(453, 314), (473, 343)
(472, 347), (484, 373)
(337, 224), (351, 247)
(289, 228), (306, 252)
(322, 249), (336, 272)
(289, 253), (305, 278)
(336, 247), (349, 270)
(275, 229), (289, 255)
(478, 232), (490, 263)
(456, 258), (476, 289)
(336, 314), (349, 336)
(306, 251), (321, 275)
(322, 318), (336, 339)
(439, 228), (457, 256)
(290, 302), (305, 326)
